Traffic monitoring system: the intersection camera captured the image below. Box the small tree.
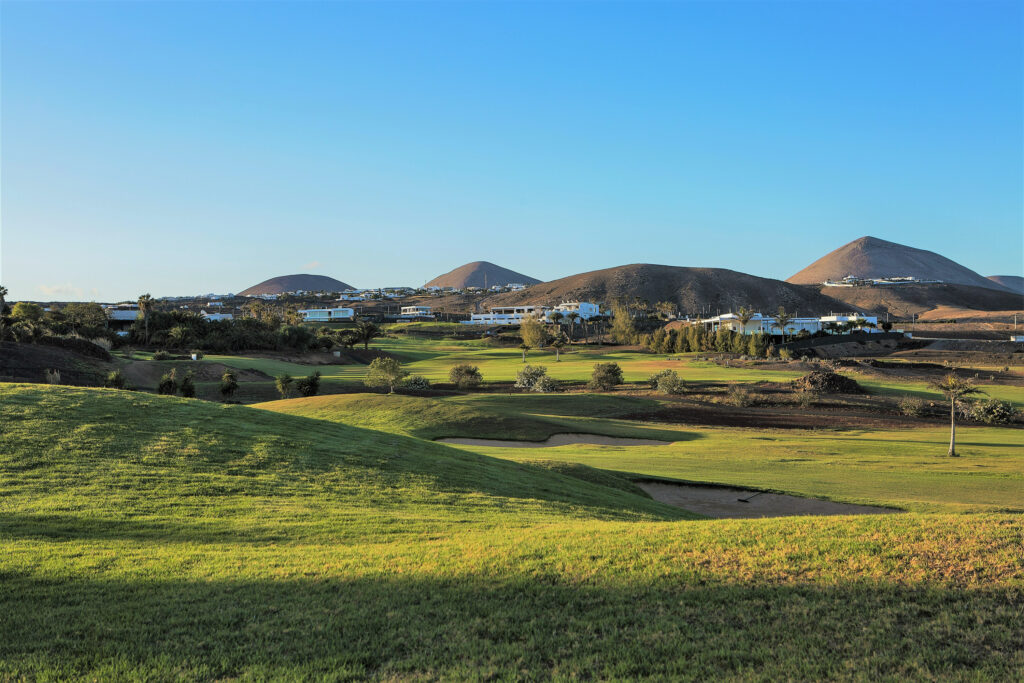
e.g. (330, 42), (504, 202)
(656, 370), (685, 395)
(519, 342), (531, 362)
(275, 373), (295, 399)
(158, 368), (178, 395)
(773, 307), (793, 342)
(930, 374), (983, 457)
(609, 305), (636, 344)
(520, 315), (547, 349)
(449, 364), (482, 389)
(364, 357), (407, 394)
(355, 320), (381, 350)
(179, 370), (196, 398)
(220, 370), (239, 401)
(589, 362), (623, 391)
(11, 301), (43, 323)
(137, 293), (154, 344)
(550, 334), (567, 361)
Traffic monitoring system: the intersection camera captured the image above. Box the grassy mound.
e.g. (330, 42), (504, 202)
(2, 383), (1022, 679)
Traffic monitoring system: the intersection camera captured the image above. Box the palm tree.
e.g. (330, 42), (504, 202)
(565, 312), (580, 341)
(735, 306), (754, 336)
(551, 335), (566, 361)
(930, 374), (983, 457)
(548, 311), (564, 335)
(773, 307), (793, 342)
(355, 320), (380, 350)
(137, 293), (154, 344)
(519, 342), (530, 362)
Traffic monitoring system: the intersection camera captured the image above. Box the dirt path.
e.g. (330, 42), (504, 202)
(436, 434), (674, 448)
(637, 481), (900, 519)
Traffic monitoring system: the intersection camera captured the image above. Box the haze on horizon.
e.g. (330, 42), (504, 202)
(2, 1), (1021, 301)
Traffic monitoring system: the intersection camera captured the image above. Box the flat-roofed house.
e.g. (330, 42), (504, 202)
(399, 305), (434, 319)
(463, 305), (548, 325)
(298, 307), (355, 322)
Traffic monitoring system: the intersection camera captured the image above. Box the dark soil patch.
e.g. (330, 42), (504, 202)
(792, 370), (864, 394)
(0, 342), (111, 386)
(121, 361), (271, 390)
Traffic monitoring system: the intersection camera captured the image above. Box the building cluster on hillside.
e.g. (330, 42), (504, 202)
(462, 301), (600, 326)
(822, 275), (942, 287)
(425, 283), (529, 295)
(694, 312), (882, 336)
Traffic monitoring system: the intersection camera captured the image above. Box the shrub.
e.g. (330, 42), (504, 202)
(157, 369), (178, 395)
(179, 371), (196, 398)
(969, 399), (1016, 425)
(44, 368), (61, 385)
(514, 365), (550, 392)
(656, 371), (685, 395)
(897, 396), (926, 417)
(153, 350), (171, 361)
(220, 370), (239, 401)
(797, 389), (817, 409)
(778, 348), (793, 361)
(648, 369), (674, 389)
(532, 374), (558, 393)
(275, 374), (295, 398)
(449, 364), (483, 389)
(402, 375), (432, 391)
(725, 384), (754, 407)
(588, 362), (623, 391)
(295, 370), (322, 397)
(104, 369), (127, 389)
(90, 337), (112, 352)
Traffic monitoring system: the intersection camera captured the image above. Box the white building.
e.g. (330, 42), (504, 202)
(201, 310), (234, 322)
(400, 305), (434, 319)
(548, 301), (600, 320)
(298, 307), (355, 322)
(463, 305), (549, 325)
(697, 311), (878, 336)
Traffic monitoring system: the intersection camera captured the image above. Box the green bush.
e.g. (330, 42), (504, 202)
(403, 375), (432, 391)
(897, 396), (926, 417)
(449, 364), (483, 389)
(275, 374), (295, 399)
(179, 371), (196, 398)
(656, 371), (686, 395)
(104, 369), (127, 390)
(588, 363), (623, 391)
(725, 384), (754, 407)
(153, 350), (171, 361)
(969, 399), (1016, 425)
(778, 348), (793, 361)
(295, 371), (322, 397)
(514, 365), (550, 392)
(647, 369), (674, 389)
(219, 370), (239, 401)
(532, 375), (558, 393)
(157, 369), (178, 395)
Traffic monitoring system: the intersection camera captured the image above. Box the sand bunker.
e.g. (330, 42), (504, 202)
(637, 481), (900, 519)
(436, 433), (674, 448)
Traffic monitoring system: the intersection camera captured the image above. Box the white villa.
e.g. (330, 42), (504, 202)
(298, 307), (355, 322)
(697, 312), (879, 336)
(550, 301), (600, 320)
(399, 305), (434, 319)
(201, 310), (234, 322)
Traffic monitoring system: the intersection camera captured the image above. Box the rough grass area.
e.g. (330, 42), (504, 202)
(2, 383), (1022, 679)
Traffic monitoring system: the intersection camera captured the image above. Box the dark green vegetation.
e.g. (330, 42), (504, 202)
(3, 383), (1022, 679)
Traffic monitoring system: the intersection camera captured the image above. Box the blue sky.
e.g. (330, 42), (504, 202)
(2, 0), (1021, 301)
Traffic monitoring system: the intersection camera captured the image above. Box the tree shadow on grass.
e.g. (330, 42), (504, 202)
(1, 572), (1019, 680)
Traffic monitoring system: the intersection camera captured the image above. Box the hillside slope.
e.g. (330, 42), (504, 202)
(788, 236), (1010, 291)
(239, 273), (353, 295)
(425, 261), (541, 289)
(810, 282), (1023, 319)
(988, 275), (1024, 295)
(484, 263), (845, 314)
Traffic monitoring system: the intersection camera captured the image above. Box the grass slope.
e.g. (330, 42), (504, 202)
(2, 384), (1022, 679)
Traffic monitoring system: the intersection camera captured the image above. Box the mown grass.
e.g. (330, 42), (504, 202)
(260, 393), (1024, 514)
(1, 384), (1022, 679)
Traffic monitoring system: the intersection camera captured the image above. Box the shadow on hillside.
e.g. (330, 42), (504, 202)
(1, 572), (1017, 679)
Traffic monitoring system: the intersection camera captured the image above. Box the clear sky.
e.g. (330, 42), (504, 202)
(2, 0), (1021, 301)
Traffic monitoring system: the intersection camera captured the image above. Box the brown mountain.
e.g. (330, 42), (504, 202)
(806, 282), (1023, 319)
(483, 264), (845, 315)
(788, 236), (1010, 291)
(987, 275), (1024, 295)
(238, 274), (353, 296)
(425, 261), (541, 289)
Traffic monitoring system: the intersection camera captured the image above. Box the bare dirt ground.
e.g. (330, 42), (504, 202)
(0, 342), (110, 385)
(636, 481), (901, 519)
(436, 434), (675, 448)
(634, 400), (937, 430)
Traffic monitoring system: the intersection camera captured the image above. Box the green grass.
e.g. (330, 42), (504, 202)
(260, 392), (1024, 514)
(2, 383), (1022, 679)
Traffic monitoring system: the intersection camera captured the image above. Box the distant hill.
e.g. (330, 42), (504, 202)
(425, 262), (541, 289)
(483, 264), (844, 315)
(788, 237), (1010, 291)
(987, 275), (1024, 295)
(238, 274), (353, 296)
(807, 283), (1023, 319)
